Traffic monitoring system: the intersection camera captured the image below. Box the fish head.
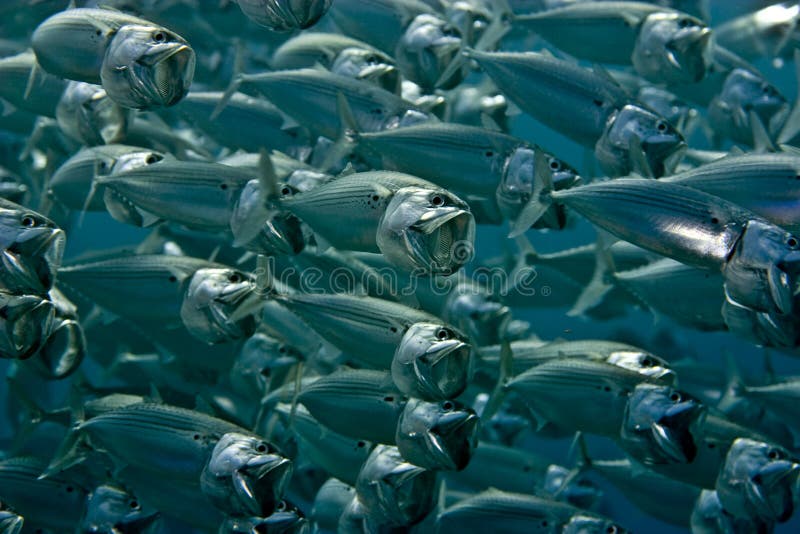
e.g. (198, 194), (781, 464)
(543, 464), (603, 510)
(497, 146), (579, 228)
(0, 292), (54, 360)
(621, 383), (703, 465)
(443, 0), (493, 47)
(180, 267), (258, 344)
(219, 500), (308, 534)
(81, 484), (159, 534)
(232, 180), (306, 255)
(637, 86), (695, 131)
(56, 81), (131, 146)
(725, 219), (800, 315)
(237, 0), (333, 30)
(202, 432), (293, 517)
(395, 14), (464, 91)
(101, 24), (195, 110)
(355, 444), (437, 526)
(563, 515), (629, 534)
(232, 333), (303, 399)
(716, 68), (788, 135)
(605, 350), (676, 384)
(392, 322), (473, 400)
(331, 47), (400, 94)
(632, 12), (712, 84)
(378, 186), (475, 275)
(596, 104), (686, 178)
(395, 398), (480, 471)
(718, 438), (800, 523)
(445, 285), (511, 345)
(0, 199), (64, 294)
(111, 149), (166, 174)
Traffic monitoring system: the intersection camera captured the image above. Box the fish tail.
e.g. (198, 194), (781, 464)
(480, 339), (513, 421)
(40, 417), (88, 479)
(508, 146), (555, 237)
(568, 230), (617, 317)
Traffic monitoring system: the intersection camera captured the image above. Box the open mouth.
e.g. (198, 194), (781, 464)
(642, 137), (687, 177)
(359, 64), (400, 94)
(748, 461), (800, 522)
(414, 210), (475, 274)
(424, 340), (472, 399)
(235, 456), (293, 517)
(149, 45), (195, 105)
(429, 410), (480, 470)
(650, 401), (699, 464)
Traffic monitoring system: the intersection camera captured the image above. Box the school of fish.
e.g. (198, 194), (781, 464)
(4, 0), (800, 533)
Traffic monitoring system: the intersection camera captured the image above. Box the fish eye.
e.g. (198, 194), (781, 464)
(768, 449), (783, 460)
(787, 236), (799, 248)
(442, 401), (454, 411)
(145, 153), (161, 165)
(220, 183), (228, 190)
(21, 215), (36, 227)
(357, 440), (366, 448)
(607, 526), (618, 534)
(256, 443), (268, 453)
(365, 54), (379, 64)
(168, 275), (177, 282)
(669, 392), (682, 402)
(98, 160), (108, 170)
(431, 195), (445, 206)
(280, 186), (292, 196)
(641, 357), (654, 367)
(436, 328), (451, 340)
(677, 18), (692, 28)
(277, 501), (287, 511)
(129, 500), (139, 509)
(228, 272), (242, 283)
(656, 121), (668, 132)
(65, 486), (74, 493)
(152, 31), (167, 43)
(549, 159), (561, 171)
(383, 395), (394, 402)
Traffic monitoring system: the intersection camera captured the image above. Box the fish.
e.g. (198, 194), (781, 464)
(435, 488), (628, 533)
(715, 437), (800, 523)
(80, 484), (160, 534)
(274, 293), (473, 399)
(690, 489), (774, 534)
(32, 8), (195, 109)
(54, 81), (131, 146)
(0, 291), (54, 361)
(235, 0), (332, 31)
(355, 444), (437, 527)
(218, 500), (308, 533)
(714, 2), (800, 61)
(0, 198), (65, 296)
(311, 478), (357, 532)
(0, 50), (66, 118)
(280, 171), (475, 274)
(395, 398), (480, 471)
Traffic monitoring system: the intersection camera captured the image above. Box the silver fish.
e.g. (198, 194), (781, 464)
(311, 479), (356, 533)
(200, 432), (293, 517)
(395, 14), (464, 90)
(276, 293), (473, 398)
(355, 444), (437, 527)
(218, 501), (308, 534)
(235, 0), (332, 31)
(395, 398), (480, 471)
(55, 81), (131, 146)
(690, 489), (773, 534)
(0, 292), (53, 361)
(80, 484), (160, 534)
(619, 383), (704, 466)
(281, 171), (474, 274)
(49, 144), (166, 212)
(714, 2), (800, 61)
(716, 438), (799, 523)
(436, 489), (628, 533)
(271, 33), (400, 93)
(179, 267), (258, 345)
(0, 198), (65, 295)
(707, 68), (788, 147)
(0, 50), (65, 118)
(32, 287), (85, 379)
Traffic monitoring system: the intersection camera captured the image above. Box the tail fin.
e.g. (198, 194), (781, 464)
(568, 231), (617, 317)
(317, 92), (361, 173)
(41, 421), (89, 479)
(508, 147), (554, 237)
(552, 432), (591, 500)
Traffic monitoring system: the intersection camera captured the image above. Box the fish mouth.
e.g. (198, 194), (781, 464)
(746, 460), (800, 522)
(429, 410), (480, 471)
(256, 212), (306, 256)
(33, 318), (85, 379)
(409, 209), (475, 275)
(667, 27), (712, 82)
(649, 401), (700, 464)
(423, 339), (473, 399)
(233, 455), (294, 517)
(144, 44), (195, 106)
(0, 293), (54, 360)
(358, 64), (401, 94)
(641, 136), (686, 177)
(0, 514), (23, 534)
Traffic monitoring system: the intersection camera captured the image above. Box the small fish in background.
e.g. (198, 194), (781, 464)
(234, 0), (333, 31)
